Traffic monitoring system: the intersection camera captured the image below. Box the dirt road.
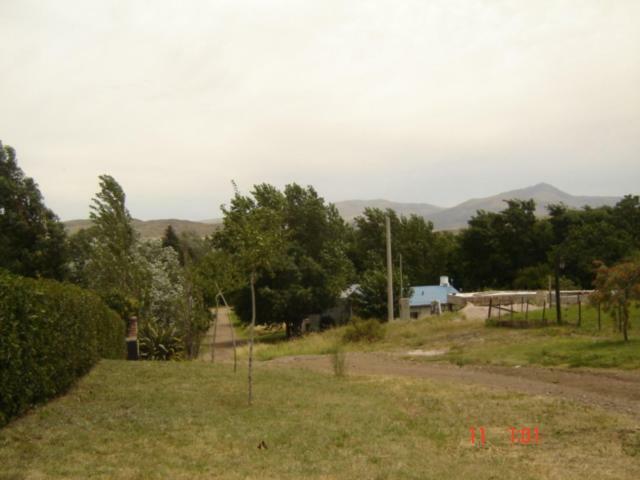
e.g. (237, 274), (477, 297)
(265, 352), (640, 419)
(198, 307), (238, 363)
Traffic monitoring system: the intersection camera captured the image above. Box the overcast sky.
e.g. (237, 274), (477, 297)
(1, 0), (638, 220)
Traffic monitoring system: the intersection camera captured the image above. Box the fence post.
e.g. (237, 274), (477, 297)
(488, 298), (493, 321)
(577, 293), (582, 327)
(542, 300), (546, 324)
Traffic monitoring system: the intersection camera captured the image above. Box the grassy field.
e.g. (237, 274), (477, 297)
(246, 305), (640, 369)
(1, 360), (639, 479)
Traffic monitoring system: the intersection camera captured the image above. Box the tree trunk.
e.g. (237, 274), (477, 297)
(211, 297), (219, 362)
(248, 272), (256, 405)
(623, 303), (629, 342)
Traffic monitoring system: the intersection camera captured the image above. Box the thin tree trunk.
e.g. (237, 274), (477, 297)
(211, 297), (219, 362)
(248, 271), (256, 405)
(623, 303), (629, 342)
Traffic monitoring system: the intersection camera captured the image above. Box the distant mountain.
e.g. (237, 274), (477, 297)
(64, 218), (220, 239)
(424, 183), (621, 230)
(63, 183), (623, 237)
(334, 199), (445, 221)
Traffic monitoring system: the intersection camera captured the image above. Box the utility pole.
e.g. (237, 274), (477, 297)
(386, 215), (394, 322)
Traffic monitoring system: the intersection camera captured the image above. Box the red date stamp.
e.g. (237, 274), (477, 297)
(469, 426), (540, 446)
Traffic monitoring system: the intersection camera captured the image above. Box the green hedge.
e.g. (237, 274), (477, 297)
(0, 272), (125, 426)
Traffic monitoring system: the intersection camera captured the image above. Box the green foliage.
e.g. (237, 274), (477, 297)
(458, 199), (552, 289)
(351, 265), (411, 319)
(0, 270), (124, 426)
(342, 318), (386, 343)
(592, 258), (640, 341)
(455, 197), (640, 291)
(161, 225), (183, 265)
(350, 208), (455, 286)
(0, 141), (68, 280)
(216, 183), (353, 336)
(138, 319), (183, 360)
(134, 240), (210, 359)
(86, 174), (142, 316)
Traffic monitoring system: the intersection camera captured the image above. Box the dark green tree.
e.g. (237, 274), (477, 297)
(87, 175), (140, 316)
(350, 207), (456, 289)
(161, 225), (184, 265)
(215, 183), (353, 337)
(0, 141), (67, 279)
(458, 199), (552, 290)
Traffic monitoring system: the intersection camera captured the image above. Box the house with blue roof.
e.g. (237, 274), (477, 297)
(409, 276), (460, 319)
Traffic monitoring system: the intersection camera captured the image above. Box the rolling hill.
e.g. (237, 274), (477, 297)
(333, 199), (444, 221)
(63, 218), (220, 239)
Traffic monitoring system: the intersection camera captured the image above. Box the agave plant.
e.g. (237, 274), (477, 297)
(138, 319), (183, 360)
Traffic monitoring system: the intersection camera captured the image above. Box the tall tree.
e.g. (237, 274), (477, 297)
(87, 175), (140, 316)
(0, 141), (67, 279)
(216, 184), (353, 337)
(161, 225), (184, 265)
(458, 200), (552, 290)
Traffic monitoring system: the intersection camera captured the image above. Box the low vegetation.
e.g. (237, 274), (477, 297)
(1, 360), (638, 479)
(249, 305), (640, 369)
(0, 271), (124, 427)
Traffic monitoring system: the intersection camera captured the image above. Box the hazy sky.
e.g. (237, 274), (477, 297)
(1, 0), (638, 220)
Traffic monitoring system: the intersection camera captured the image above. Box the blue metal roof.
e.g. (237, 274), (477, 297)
(409, 285), (459, 307)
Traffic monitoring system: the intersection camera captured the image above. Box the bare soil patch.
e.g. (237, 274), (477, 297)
(265, 352), (640, 419)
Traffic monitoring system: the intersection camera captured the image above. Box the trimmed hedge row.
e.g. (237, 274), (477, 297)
(0, 271), (125, 426)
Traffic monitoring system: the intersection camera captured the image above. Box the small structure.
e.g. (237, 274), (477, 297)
(409, 276), (460, 319)
(300, 284), (358, 332)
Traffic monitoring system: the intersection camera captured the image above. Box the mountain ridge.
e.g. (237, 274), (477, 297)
(63, 183), (625, 237)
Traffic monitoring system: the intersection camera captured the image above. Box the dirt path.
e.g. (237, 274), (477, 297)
(198, 307), (238, 363)
(265, 352), (640, 419)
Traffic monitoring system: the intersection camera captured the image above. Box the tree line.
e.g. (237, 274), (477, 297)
(2, 140), (639, 347)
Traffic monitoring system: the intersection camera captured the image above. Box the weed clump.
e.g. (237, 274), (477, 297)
(329, 343), (347, 377)
(343, 318), (386, 343)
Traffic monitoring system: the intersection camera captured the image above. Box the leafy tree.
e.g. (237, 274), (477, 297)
(548, 202), (638, 288)
(86, 175), (141, 317)
(351, 208), (453, 286)
(352, 265), (411, 319)
(458, 200), (552, 290)
(214, 182), (288, 404)
(216, 183), (353, 337)
(161, 225), (183, 264)
(592, 258), (640, 341)
(0, 141), (67, 279)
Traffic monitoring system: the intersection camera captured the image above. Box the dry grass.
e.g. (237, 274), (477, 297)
(0, 360), (638, 479)
(249, 305), (640, 369)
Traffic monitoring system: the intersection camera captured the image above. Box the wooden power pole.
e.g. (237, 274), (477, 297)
(386, 215), (394, 322)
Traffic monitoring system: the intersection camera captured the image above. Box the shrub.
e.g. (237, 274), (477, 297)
(342, 318), (386, 343)
(138, 319), (183, 361)
(0, 271), (124, 426)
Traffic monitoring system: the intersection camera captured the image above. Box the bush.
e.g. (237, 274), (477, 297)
(342, 318), (386, 343)
(0, 271), (124, 426)
(139, 319), (183, 361)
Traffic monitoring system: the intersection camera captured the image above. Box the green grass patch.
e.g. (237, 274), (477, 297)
(0, 360), (638, 479)
(248, 305), (640, 370)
